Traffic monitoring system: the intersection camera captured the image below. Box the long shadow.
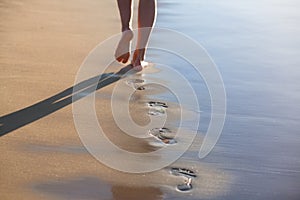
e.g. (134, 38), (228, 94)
(0, 65), (135, 137)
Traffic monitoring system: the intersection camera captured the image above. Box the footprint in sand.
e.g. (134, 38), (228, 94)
(177, 177), (193, 192)
(170, 168), (197, 178)
(148, 101), (168, 108)
(136, 86), (145, 90)
(149, 127), (177, 145)
(147, 101), (168, 116)
(126, 79), (145, 90)
(170, 167), (197, 192)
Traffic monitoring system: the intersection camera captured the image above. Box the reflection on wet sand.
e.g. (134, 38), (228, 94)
(34, 177), (112, 200)
(0, 0), (228, 199)
(29, 64), (230, 199)
(34, 176), (163, 200)
(111, 185), (163, 200)
(15, 62), (229, 200)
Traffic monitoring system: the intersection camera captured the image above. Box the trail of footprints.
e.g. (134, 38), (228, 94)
(126, 78), (197, 192)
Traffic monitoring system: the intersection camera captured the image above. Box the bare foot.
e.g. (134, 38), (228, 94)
(115, 30), (133, 63)
(131, 49), (145, 71)
(132, 58), (143, 71)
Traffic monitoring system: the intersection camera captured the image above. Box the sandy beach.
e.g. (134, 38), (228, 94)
(0, 0), (229, 199)
(1, 0), (300, 200)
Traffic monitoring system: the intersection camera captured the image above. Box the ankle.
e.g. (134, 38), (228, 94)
(122, 27), (131, 32)
(134, 49), (145, 61)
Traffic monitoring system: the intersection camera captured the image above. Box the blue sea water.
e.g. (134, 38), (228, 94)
(151, 0), (300, 199)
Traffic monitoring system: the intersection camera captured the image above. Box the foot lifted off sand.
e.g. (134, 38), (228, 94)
(115, 30), (133, 63)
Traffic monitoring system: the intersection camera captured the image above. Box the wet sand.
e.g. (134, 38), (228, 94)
(0, 0), (229, 200)
(154, 0), (300, 199)
(2, 0), (299, 199)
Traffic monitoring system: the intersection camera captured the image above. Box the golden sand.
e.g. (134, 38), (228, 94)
(0, 1), (230, 199)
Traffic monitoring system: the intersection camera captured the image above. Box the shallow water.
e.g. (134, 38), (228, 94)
(152, 0), (300, 199)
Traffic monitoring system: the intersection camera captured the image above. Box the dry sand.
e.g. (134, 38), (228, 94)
(0, 0), (230, 199)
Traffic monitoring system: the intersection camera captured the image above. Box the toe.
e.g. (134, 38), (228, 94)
(116, 56), (123, 63)
(133, 65), (143, 71)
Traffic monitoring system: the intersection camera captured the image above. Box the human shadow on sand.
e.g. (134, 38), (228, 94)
(0, 65), (135, 137)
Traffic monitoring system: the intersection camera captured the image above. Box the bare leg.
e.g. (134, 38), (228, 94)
(132, 0), (156, 71)
(115, 0), (133, 63)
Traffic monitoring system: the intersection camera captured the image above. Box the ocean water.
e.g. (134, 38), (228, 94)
(150, 0), (300, 199)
